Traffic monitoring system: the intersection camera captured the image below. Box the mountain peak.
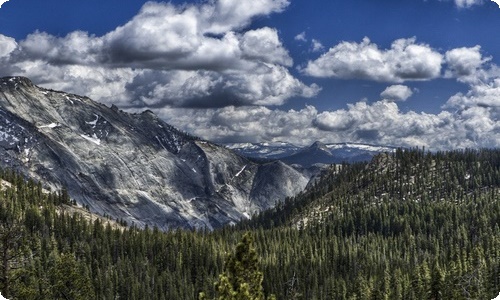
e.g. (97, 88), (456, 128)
(0, 77), (310, 230)
(309, 141), (329, 151)
(0, 76), (34, 89)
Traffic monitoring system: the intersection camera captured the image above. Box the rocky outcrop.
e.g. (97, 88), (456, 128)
(0, 76), (309, 230)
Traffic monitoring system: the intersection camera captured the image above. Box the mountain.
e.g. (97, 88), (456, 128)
(0, 148), (499, 299)
(280, 141), (335, 166)
(242, 148), (500, 229)
(0, 76), (309, 230)
(225, 141), (301, 160)
(227, 141), (396, 167)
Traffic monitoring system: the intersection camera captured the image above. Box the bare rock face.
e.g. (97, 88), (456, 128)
(0, 77), (309, 230)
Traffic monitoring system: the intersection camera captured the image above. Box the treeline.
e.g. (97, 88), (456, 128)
(0, 169), (230, 299)
(0, 148), (499, 299)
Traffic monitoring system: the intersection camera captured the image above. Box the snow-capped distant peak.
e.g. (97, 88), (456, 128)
(228, 141), (397, 167)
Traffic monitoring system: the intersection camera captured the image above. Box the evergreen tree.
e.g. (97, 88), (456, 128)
(201, 233), (275, 300)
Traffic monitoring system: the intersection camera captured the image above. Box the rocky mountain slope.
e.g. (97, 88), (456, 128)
(0, 76), (309, 230)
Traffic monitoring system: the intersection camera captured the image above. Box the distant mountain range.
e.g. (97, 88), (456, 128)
(0, 76), (310, 230)
(226, 141), (397, 167)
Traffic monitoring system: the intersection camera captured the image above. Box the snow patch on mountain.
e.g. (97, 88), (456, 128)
(79, 134), (101, 145)
(38, 123), (59, 129)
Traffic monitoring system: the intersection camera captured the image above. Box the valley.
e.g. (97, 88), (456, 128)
(0, 77), (499, 299)
(0, 148), (498, 299)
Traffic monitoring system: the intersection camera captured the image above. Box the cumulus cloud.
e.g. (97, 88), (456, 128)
(0, 0), (318, 108)
(313, 101), (457, 146)
(446, 78), (500, 109)
(18, 31), (103, 65)
(380, 85), (414, 101)
(124, 65), (319, 108)
(1, 0), (498, 151)
(0, 34), (16, 58)
(149, 95), (499, 150)
(444, 46), (491, 84)
(302, 37), (443, 83)
(94, 1), (291, 70)
(240, 27), (293, 67)
(204, 0), (290, 34)
(152, 105), (320, 144)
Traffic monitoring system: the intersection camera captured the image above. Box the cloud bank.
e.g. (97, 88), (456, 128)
(137, 38), (499, 150)
(149, 91), (499, 150)
(0, 0), (319, 108)
(0, 0), (499, 151)
(302, 37), (443, 82)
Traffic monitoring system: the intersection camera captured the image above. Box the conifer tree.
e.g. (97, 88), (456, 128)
(200, 232), (275, 300)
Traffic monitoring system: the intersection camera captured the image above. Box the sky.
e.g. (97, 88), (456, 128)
(0, 0), (499, 150)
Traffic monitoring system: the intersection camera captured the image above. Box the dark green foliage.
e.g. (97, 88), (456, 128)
(0, 148), (499, 299)
(203, 232), (275, 300)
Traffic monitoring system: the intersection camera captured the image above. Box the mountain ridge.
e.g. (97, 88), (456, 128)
(0, 76), (310, 230)
(227, 141), (397, 167)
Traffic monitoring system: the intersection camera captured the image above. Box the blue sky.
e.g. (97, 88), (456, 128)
(0, 0), (499, 149)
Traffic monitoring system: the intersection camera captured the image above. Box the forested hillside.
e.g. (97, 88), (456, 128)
(0, 148), (499, 299)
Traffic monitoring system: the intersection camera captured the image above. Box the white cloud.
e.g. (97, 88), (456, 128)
(125, 65), (320, 108)
(0, 0), (10, 8)
(240, 27), (293, 67)
(294, 32), (307, 42)
(97, 2), (289, 71)
(203, 0), (290, 34)
(311, 39), (324, 52)
(1, 0), (498, 151)
(444, 46), (491, 84)
(314, 100), (498, 149)
(18, 31), (103, 65)
(0, 34), (16, 58)
(147, 94), (500, 150)
(454, 0), (484, 8)
(446, 78), (500, 109)
(0, 0), (318, 108)
(151, 105), (320, 144)
(313, 101), (445, 145)
(302, 37), (443, 83)
(102, 3), (202, 67)
(380, 85), (414, 101)
(445, 0), (500, 9)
